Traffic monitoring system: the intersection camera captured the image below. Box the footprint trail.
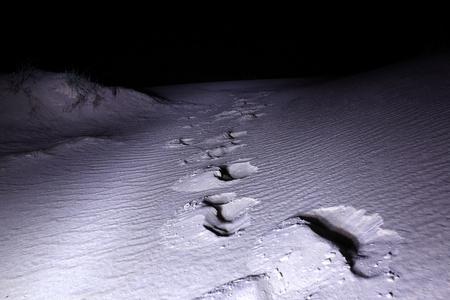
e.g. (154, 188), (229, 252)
(163, 93), (268, 244)
(162, 92), (403, 299)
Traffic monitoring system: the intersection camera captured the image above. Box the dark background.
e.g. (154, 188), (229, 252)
(2, 7), (449, 89)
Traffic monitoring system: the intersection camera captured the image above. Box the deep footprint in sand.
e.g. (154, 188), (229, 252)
(297, 205), (403, 278)
(199, 205), (402, 299)
(160, 192), (258, 250)
(214, 161), (258, 181)
(171, 161), (258, 192)
(203, 194), (258, 236)
(266, 205), (403, 278)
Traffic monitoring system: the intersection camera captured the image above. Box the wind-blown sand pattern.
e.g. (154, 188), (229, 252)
(1, 53), (450, 299)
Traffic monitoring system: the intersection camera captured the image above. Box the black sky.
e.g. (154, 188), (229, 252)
(2, 8), (449, 88)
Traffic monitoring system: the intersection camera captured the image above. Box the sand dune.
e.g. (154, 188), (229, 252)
(1, 53), (449, 299)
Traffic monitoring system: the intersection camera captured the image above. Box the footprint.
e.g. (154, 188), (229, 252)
(215, 108), (265, 123)
(235, 205), (402, 298)
(204, 213), (252, 237)
(199, 131), (244, 146)
(206, 143), (246, 159)
(165, 138), (195, 148)
(296, 205), (403, 278)
(171, 162), (258, 192)
(238, 112), (265, 122)
(214, 109), (242, 120)
(160, 193), (257, 250)
(159, 200), (218, 249)
(203, 195), (258, 236)
(227, 130), (247, 139)
(203, 192), (237, 205)
(171, 167), (224, 192)
(195, 206), (401, 299)
(214, 162), (258, 181)
(181, 131), (247, 163)
(179, 116), (197, 120)
(213, 95), (268, 122)
(214, 197), (258, 222)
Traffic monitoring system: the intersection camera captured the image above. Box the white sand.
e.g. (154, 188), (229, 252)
(1, 52), (449, 299)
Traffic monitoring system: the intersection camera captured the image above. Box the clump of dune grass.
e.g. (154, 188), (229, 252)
(64, 69), (104, 109)
(8, 58), (36, 93)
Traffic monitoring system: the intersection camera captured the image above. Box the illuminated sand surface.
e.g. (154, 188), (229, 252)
(1, 53), (449, 299)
